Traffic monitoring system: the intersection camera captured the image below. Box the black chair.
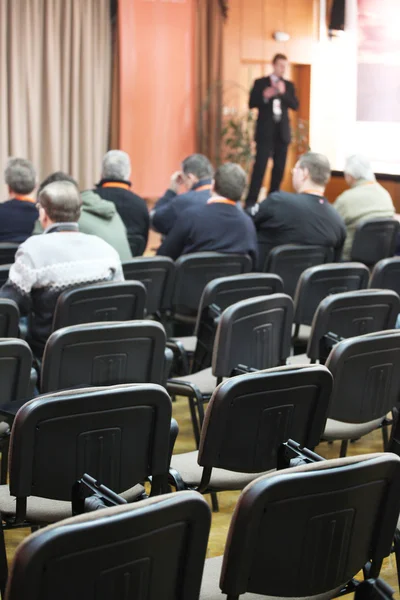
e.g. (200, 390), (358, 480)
(0, 299), (19, 338)
(293, 262), (370, 343)
(168, 294), (293, 446)
(41, 321), (167, 393)
(200, 453), (400, 599)
(289, 289), (400, 364)
(264, 244), (335, 298)
(0, 265), (10, 287)
(127, 233), (147, 257)
(350, 218), (399, 267)
(370, 257), (400, 296)
(0, 244), (19, 266)
(0, 384), (173, 529)
(4, 491), (211, 600)
(323, 330), (400, 456)
(122, 256), (175, 316)
(354, 579), (395, 600)
(170, 252), (252, 332)
(52, 281), (146, 331)
(169, 273), (284, 375)
(170, 365), (332, 495)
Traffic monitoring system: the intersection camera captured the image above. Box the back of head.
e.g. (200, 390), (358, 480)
(38, 181), (82, 223)
(182, 154), (213, 180)
(214, 163), (247, 202)
(102, 150), (131, 181)
(37, 171), (79, 196)
(4, 157), (37, 195)
(344, 154), (375, 182)
(298, 152), (331, 187)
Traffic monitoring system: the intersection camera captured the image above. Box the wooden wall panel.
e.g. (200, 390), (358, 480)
(240, 0), (265, 61)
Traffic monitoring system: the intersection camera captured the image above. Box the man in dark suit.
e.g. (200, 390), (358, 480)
(245, 54), (299, 208)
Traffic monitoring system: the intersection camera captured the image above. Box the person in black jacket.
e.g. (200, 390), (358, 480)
(95, 150), (149, 256)
(157, 163), (257, 268)
(252, 152), (346, 270)
(246, 53), (299, 207)
(0, 158), (38, 243)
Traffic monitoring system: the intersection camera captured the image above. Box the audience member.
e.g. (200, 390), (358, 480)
(152, 154), (214, 235)
(0, 158), (38, 243)
(252, 152), (346, 269)
(157, 163), (258, 267)
(333, 154), (395, 260)
(34, 172), (132, 261)
(0, 181), (123, 357)
(95, 150), (149, 254)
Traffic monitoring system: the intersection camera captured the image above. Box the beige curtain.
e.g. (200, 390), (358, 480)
(196, 0), (226, 165)
(0, 0), (112, 191)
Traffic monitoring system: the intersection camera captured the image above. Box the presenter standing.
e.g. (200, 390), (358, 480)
(245, 54), (299, 208)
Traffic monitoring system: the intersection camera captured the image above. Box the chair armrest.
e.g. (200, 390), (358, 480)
(166, 340), (191, 376)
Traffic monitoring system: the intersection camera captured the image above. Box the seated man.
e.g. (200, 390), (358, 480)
(34, 171), (132, 261)
(252, 152), (346, 269)
(95, 150), (149, 255)
(0, 157), (38, 243)
(333, 154), (395, 260)
(157, 163), (258, 268)
(0, 181), (124, 357)
(152, 154), (214, 235)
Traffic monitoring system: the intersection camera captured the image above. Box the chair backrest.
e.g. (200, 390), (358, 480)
(219, 453), (400, 598)
(122, 256), (175, 315)
(294, 263), (370, 326)
(265, 244), (335, 298)
(325, 330), (400, 423)
(0, 243), (19, 265)
(212, 294), (294, 378)
(370, 257), (400, 297)
(307, 289), (400, 361)
(0, 264), (10, 287)
(0, 299), (20, 337)
(52, 281), (146, 331)
(172, 252), (252, 317)
(0, 339), (33, 402)
(41, 321), (166, 393)
(350, 218), (399, 266)
(192, 273), (284, 373)
(6, 491), (211, 600)
(8, 384), (172, 501)
(127, 232), (147, 257)
(198, 365), (332, 473)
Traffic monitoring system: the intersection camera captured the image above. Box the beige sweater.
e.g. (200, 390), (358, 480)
(333, 179), (395, 259)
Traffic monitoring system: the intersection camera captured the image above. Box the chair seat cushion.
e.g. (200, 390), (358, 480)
(292, 324), (312, 342)
(286, 353), (311, 365)
(200, 556), (344, 600)
(170, 368), (217, 396)
(0, 421), (10, 436)
(171, 451), (272, 491)
(0, 483), (145, 524)
(322, 417), (384, 441)
(170, 336), (197, 353)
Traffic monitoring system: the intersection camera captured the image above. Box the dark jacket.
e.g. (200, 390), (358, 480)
(0, 198), (38, 243)
(249, 77), (299, 145)
(253, 191), (346, 270)
(95, 179), (149, 255)
(152, 178), (213, 235)
(157, 200), (258, 268)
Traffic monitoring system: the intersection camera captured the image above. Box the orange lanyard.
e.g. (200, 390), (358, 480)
(14, 195), (36, 203)
(207, 197), (237, 206)
(195, 184), (213, 192)
(102, 182), (131, 190)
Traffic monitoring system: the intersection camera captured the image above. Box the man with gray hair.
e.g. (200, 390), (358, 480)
(0, 180), (123, 357)
(333, 154), (394, 260)
(95, 150), (149, 255)
(152, 153), (214, 235)
(0, 157), (38, 242)
(157, 162), (257, 267)
(252, 151), (346, 269)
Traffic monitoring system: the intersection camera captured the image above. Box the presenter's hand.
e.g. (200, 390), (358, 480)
(169, 171), (184, 193)
(263, 87), (276, 100)
(276, 80), (286, 94)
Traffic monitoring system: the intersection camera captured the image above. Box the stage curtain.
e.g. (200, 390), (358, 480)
(196, 0), (226, 165)
(0, 0), (112, 191)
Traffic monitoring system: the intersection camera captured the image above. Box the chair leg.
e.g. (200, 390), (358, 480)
(188, 396), (201, 448)
(340, 440), (348, 457)
(0, 442), (8, 486)
(210, 492), (219, 513)
(382, 423), (390, 451)
(0, 522), (8, 598)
